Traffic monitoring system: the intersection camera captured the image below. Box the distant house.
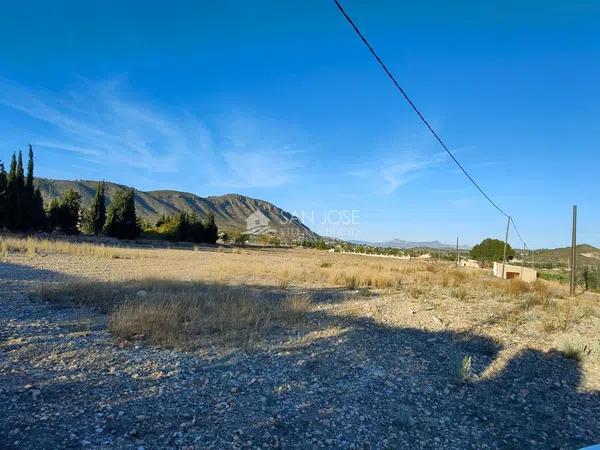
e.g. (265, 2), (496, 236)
(245, 209), (277, 236)
(493, 262), (537, 283)
(458, 259), (481, 269)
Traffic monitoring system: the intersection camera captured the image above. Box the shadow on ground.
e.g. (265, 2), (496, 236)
(1, 272), (598, 449)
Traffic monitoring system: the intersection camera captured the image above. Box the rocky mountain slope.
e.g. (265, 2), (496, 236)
(35, 178), (317, 238)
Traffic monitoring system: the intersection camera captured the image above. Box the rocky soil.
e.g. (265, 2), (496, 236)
(1, 257), (599, 449)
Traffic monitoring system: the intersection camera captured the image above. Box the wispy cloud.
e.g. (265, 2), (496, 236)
(380, 152), (445, 193)
(348, 150), (446, 194)
(211, 114), (307, 188)
(0, 78), (306, 188)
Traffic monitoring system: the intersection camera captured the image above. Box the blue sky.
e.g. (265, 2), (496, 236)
(1, 1), (599, 248)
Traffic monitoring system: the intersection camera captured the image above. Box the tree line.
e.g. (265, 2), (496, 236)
(150, 210), (218, 244)
(0, 146), (218, 243)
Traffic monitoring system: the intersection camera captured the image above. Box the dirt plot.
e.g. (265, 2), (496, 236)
(1, 237), (599, 449)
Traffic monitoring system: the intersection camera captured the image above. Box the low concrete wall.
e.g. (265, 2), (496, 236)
(493, 262), (537, 283)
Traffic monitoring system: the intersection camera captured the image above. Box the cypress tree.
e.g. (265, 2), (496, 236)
(14, 150), (26, 229)
(90, 181), (106, 234)
(7, 153), (16, 184)
(204, 212), (218, 244)
(25, 145), (34, 198)
(16, 150), (24, 191)
(6, 153), (18, 229)
(0, 163), (7, 229)
(23, 145), (45, 230)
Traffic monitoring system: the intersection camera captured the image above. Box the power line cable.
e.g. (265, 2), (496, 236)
(333, 0), (527, 246)
(510, 218), (526, 247)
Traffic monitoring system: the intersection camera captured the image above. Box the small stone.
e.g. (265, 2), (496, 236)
(31, 389), (41, 400)
(136, 290), (148, 298)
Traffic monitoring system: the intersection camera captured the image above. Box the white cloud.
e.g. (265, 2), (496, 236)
(0, 78), (306, 188)
(380, 152), (445, 193)
(348, 151), (446, 194)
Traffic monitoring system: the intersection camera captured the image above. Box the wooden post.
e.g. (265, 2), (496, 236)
(501, 216), (511, 279)
(570, 205), (577, 296)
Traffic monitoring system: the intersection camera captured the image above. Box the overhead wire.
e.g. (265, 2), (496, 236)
(333, 0), (527, 248)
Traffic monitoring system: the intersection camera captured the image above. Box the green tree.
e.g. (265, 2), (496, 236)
(188, 212), (206, 243)
(104, 189), (140, 239)
(0, 163), (7, 229)
(470, 238), (514, 265)
(47, 189), (80, 234)
(59, 189), (81, 234)
(88, 181), (106, 234)
(30, 187), (46, 230)
(46, 199), (61, 231)
(16, 150), (25, 192)
(159, 211), (207, 243)
(23, 146), (45, 231)
(203, 212), (218, 244)
(6, 152), (23, 229)
(220, 231), (230, 244)
(25, 145), (34, 199)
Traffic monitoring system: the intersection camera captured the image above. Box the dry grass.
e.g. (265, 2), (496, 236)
(1, 236), (144, 259)
(35, 279), (312, 348)
(14, 238), (600, 370)
(457, 354), (473, 383)
(559, 336), (598, 361)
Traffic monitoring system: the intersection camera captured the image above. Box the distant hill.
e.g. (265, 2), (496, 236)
(35, 178), (317, 239)
(351, 238), (471, 250)
(533, 244), (600, 266)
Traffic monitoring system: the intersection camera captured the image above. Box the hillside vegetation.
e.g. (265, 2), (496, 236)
(36, 178), (316, 238)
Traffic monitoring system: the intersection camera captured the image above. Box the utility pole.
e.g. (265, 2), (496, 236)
(501, 216), (511, 279)
(521, 243), (525, 277)
(570, 205), (577, 296)
(456, 237), (459, 265)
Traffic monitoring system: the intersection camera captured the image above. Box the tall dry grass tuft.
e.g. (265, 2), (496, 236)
(506, 278), (531, 296)
(36, 279), (312, 348)
(1, 236), (145, 259)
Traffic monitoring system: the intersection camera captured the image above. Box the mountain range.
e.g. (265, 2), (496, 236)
(35, 178), (317, 239)
(350, 239), (471, 250)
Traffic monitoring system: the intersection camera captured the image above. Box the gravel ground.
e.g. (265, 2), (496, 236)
(1, 259), (599, 449)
